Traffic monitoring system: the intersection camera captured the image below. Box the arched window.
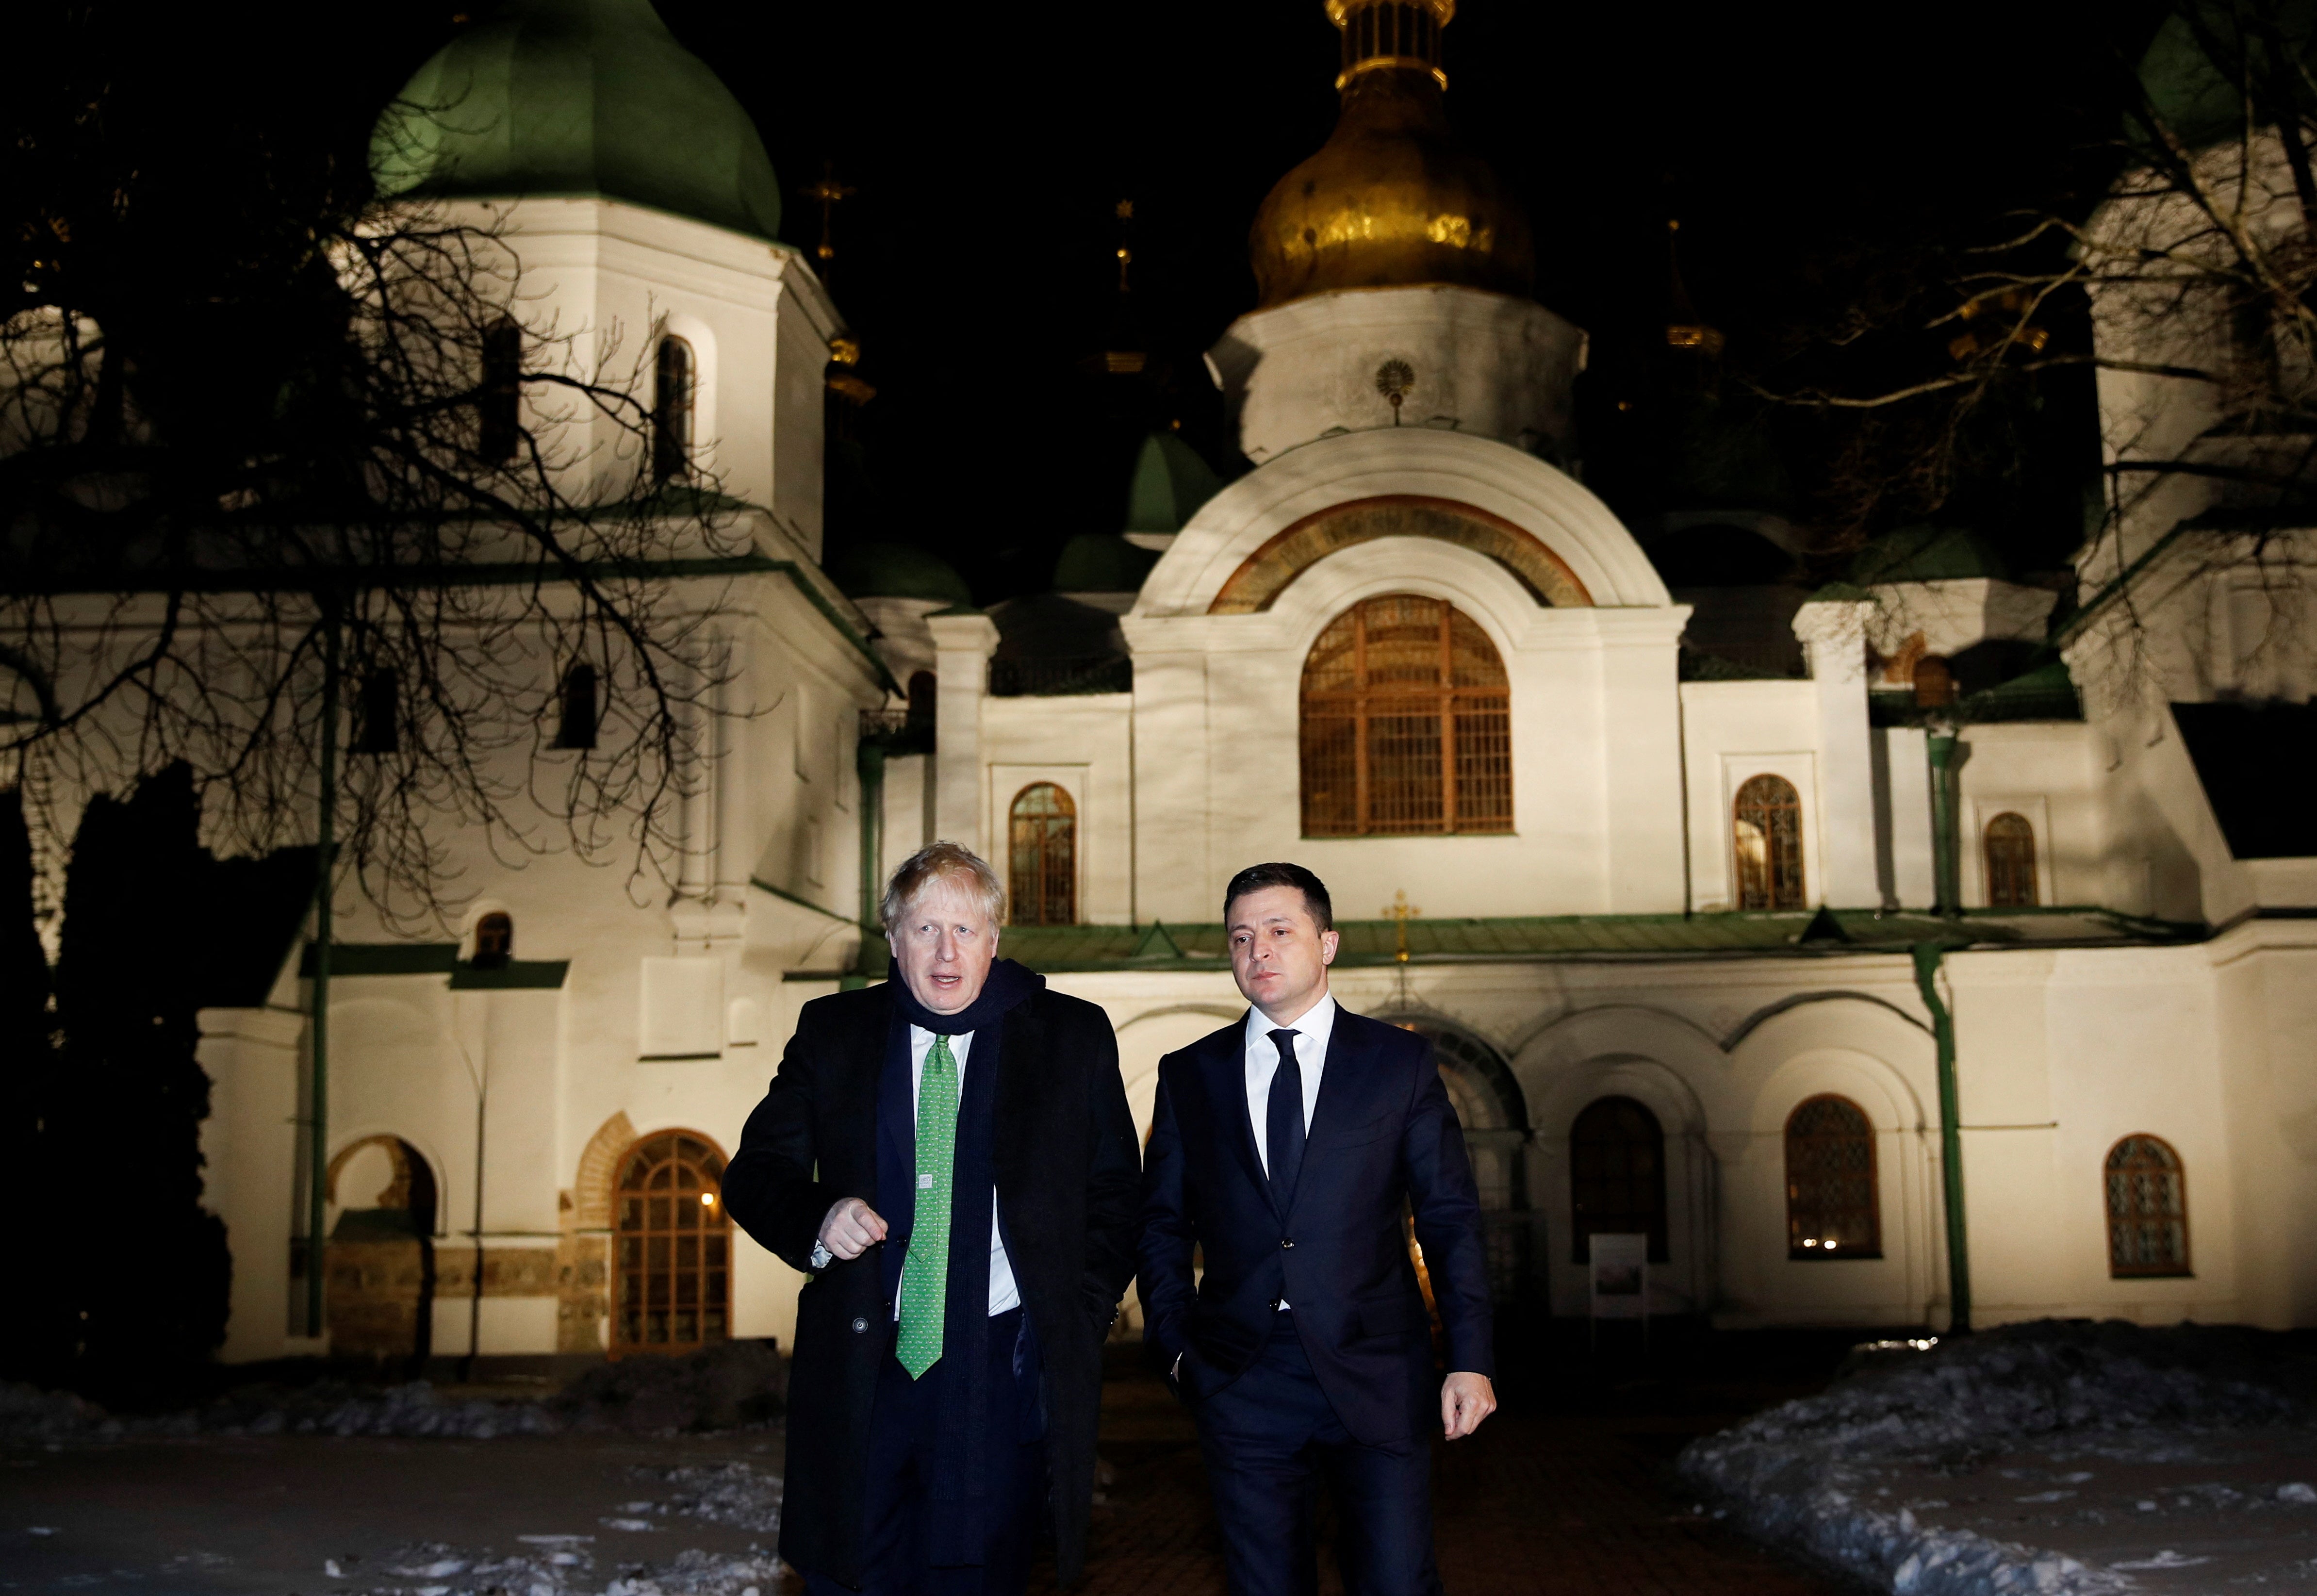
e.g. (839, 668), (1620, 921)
(652, 335), (694, 483)
(1570, 1096), (1668, 1263)
(2106, 1135), (2190, 1277)
(1734, 773), (1805, 910)
(471, 911), (513, 967)
(351, 669), (400, 755)
(555, 662), (599, 750)
(613, 1131), (730, 1355)
(1299, 594), (1512, 837)
(478, 318), (521, 462)
(1008, 782), (1076, 925)
(905, 670), (937, 735)
(1984, 812), (2038, 907)
(1786, 1095), (1880, 1258)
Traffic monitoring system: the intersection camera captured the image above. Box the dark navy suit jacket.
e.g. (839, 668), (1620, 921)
(1134, 1003), (1493, 1448)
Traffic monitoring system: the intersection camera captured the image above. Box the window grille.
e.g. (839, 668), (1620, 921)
(1734, 773), (1805, 909)
(613, 1131), (730, 1355)
(1569, 1095), (1668, 1263)
(2106, 1135), (2190, 1277)
(1008, 782), (1077, 925)
(1299, 594), (1511, 836)
(652, 336), (693, 483)
(1786, 1094), (1880, 1258)
(1984, 811), (2038, 907)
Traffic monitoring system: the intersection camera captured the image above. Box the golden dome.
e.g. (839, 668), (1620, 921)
(1249, 2), (1532, 310)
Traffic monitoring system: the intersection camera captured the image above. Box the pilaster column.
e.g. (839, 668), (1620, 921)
(1596, 607), (1691, 913)
(1792, 599), (1880, 908)
(926, 610), (1000, 857)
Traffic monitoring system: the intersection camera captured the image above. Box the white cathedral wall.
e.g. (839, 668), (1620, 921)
(979, 693), (1135, 925)
(1679, 680), (1824, 912)
(1952, 724), (2107, 908)
(429, 197), (838, 550)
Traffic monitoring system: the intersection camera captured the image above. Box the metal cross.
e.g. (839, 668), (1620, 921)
(802, 161), (857, 272)
(1383, 889), (1422, 964)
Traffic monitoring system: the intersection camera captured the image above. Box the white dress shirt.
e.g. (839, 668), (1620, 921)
(897, 1025), (1020, 1320)
(1243, 992), (1336, 1310)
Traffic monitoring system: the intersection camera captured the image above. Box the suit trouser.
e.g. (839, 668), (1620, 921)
(1194, 1311), (1439, 1596)
(803, 1308), (1046, 1596)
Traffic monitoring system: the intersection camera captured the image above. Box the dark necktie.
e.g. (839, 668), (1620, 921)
(1265, 1028), (1306, 1218)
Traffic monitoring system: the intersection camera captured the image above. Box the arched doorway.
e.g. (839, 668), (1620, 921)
(1394, 1018), (1539, 1303)
(1569, 1097), (1668, 1263)
(611, 1130), (732, 1356)
(325, 1135), (439, 1366)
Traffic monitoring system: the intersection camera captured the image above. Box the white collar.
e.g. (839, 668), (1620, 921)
(1245, 990), (1337, 1048)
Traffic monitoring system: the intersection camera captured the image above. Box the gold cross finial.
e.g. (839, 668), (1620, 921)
(803, 161), (857, 271)
(1383, 889), (1422, 963)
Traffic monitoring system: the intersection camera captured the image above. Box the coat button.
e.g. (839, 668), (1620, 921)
(852, 1316), (869, 1333)
(1268, 1299), (1282, 1312)
(1281, 1237), (1294, 1249)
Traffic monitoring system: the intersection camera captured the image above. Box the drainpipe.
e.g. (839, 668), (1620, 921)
(1926, 730), (1962, 917)
(1911, 941), (1971, 1334)
(306, 602), (341, 1340)
(844, 727), (885, 992)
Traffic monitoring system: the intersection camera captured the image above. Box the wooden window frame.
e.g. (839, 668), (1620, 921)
(1007, 781), (1077, 926)
(611, 1130), (731, 1357)
(1298, 594), (1513, 838)
(1784, 1094), (1882, 1260)
(2105, 1134), (2192, 1278)
(1983, 811), (2038, 908)
(1734, 773), (1807, 911)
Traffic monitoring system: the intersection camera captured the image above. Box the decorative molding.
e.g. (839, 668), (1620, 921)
(1208, 495), (1592, 614)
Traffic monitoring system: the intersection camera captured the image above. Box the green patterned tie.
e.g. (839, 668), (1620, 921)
(896, 1033), (958, 1379)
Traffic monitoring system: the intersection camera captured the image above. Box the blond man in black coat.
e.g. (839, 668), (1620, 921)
(724, 843), (1140, 1594)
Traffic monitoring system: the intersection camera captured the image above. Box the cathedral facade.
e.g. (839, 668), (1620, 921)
(180, 0), (2317, 1366)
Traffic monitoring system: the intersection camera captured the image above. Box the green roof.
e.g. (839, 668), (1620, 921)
(1124, 432), (1224, 535)
(1053, 532), (1160, 593)
(2137, 1), (2317, 149)
(1851, 524), (2014, 585)
(989, 908), (2196, 974)
(371, 0), (783, 243)
(822, 540), (972, 605)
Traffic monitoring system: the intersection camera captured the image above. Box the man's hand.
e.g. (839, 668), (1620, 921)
(1441, 1371), (1495, 1439)
(818, 1197), (887, 1260)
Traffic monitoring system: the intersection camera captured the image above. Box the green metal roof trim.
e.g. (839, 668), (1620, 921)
(1052, 532), (1161, 593)
(1850, 524), (2015, 585)
(822, 539), (973, 606)
(1123, 432), (1225, 535)
(994, 908), (2199, 973)
(371, 0), (783, 243)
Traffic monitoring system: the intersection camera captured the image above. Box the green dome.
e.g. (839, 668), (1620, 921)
(371, 0), (782, 243)
(1053, 533), (1160, 593)
(823, 540), (973, 607)
(2137, 1), (2317, 148)
(1124, 432), (1224, 535)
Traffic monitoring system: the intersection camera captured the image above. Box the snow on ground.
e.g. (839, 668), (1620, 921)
(333, 1537), (784, 1596)
(1679, 1321), (2317, 1594)
(0, 1340), (788, 1444)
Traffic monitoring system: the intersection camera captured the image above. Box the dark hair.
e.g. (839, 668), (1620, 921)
(1223, 862), (1333, 933)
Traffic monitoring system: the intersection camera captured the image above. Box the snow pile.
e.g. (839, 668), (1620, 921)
(556, 1340), (787, 1433)
(1679, 1320), (2312, 1595)
(342, 1538), (783, 1596)
(0, 1339), (786, 1445)
(629, 1462), (785, 1535)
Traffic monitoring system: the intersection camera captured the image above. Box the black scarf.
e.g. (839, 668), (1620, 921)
(886, 955), (1043, 1036)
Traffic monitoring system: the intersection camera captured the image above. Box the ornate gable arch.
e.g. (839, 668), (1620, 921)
(1134, 428), (1671, 618)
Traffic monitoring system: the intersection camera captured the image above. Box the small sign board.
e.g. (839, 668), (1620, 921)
(1588, 1232), (1649, 1322)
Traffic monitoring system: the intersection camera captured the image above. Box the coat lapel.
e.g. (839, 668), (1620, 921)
(993, 1002), (1041, 1200)
(1303, 1004), (1383, 1149)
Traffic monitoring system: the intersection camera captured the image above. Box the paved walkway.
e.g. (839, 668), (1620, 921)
(1045, 1360), (1854, 1596)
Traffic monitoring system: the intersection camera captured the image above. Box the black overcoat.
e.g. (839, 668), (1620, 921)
(723, 977), (1141, 1588)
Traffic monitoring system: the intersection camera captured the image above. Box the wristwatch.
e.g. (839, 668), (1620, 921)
(809, 1240), (833, 1271)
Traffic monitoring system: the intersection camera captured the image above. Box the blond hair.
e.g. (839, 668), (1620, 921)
(880, 841), (1005, 933)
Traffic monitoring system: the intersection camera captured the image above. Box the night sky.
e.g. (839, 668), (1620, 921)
(380, 2), (2158, 597)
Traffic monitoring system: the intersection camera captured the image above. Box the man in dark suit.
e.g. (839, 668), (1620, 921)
(1137, 862), (1495, 1596)
(724, 842), (1142, 1595)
